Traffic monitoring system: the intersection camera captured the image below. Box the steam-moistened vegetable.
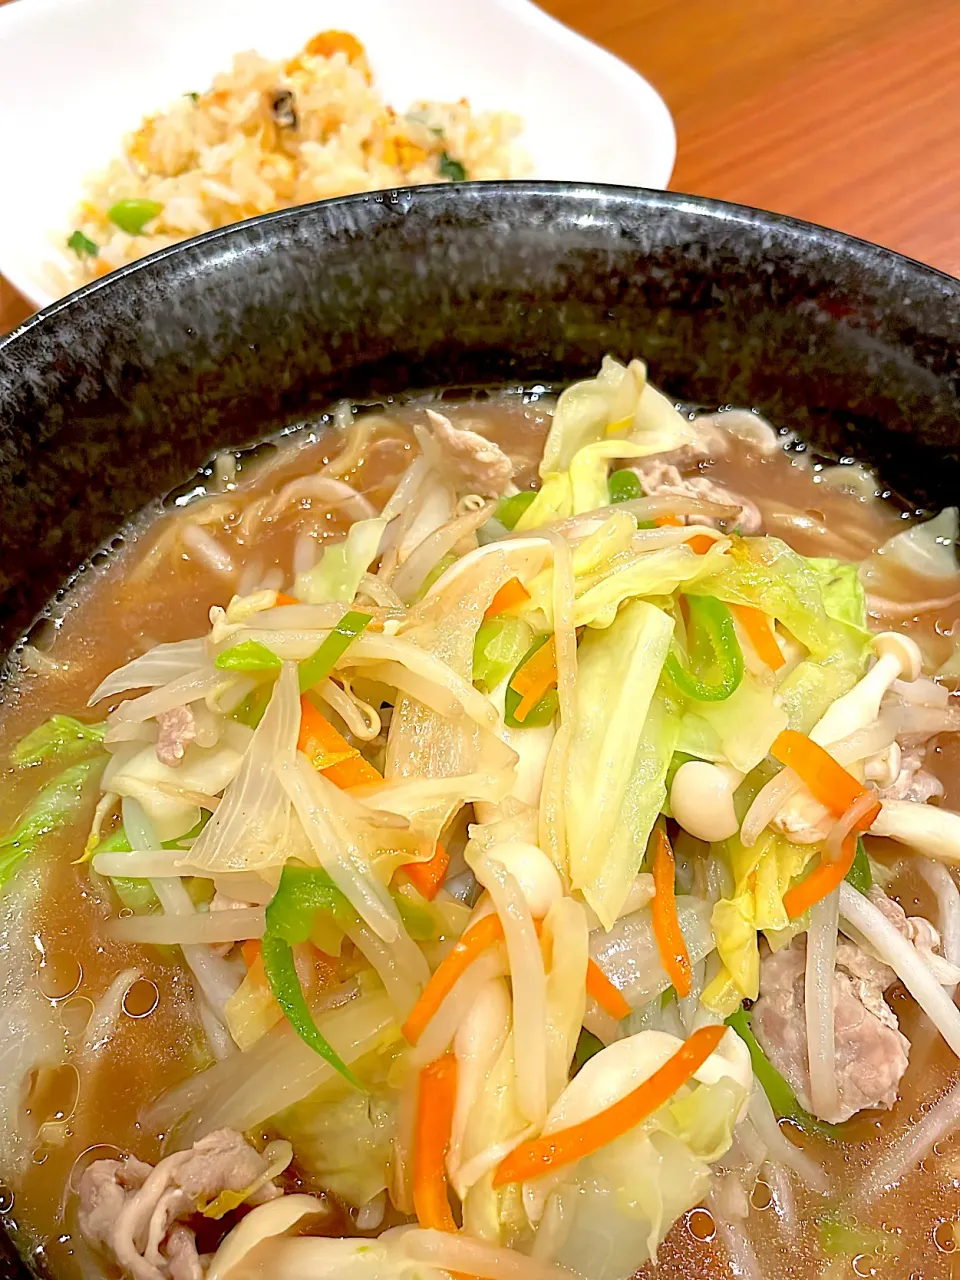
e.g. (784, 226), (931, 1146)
(4, 355), (960, 1280)
(12, 715), (105, 767)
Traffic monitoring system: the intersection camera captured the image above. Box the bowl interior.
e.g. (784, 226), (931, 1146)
(2, 182), (960, 665)
(0, 0), (675, 306)
(2, 180), (960, 1273)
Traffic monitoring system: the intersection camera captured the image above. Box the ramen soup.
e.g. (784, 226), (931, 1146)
(4, 356), (960, 1280)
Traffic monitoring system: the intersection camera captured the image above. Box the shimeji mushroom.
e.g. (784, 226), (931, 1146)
(771, 633), (923, 840)
(810, 633), (923, 746)
(670, 761), (744, 842)
(484, 841), (564, 918)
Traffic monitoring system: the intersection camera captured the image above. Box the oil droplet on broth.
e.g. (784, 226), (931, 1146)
(123, 978), (159, 1019)
(37, 954), (83, 1002)
(686, 1206), (716, 1242)
(934, 1219), (958, 1253)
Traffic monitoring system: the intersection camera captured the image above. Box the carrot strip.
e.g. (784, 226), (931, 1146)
(298, 696), (383, 788)
(655, 514), (684, 528)
(241, 938), (261, 970)
(402, 842), (451, 901)
(731, 604), (785, 671)
(586, 959), (631, 1020)
(783, 831), (859, 919)
(685, 534), (715, 556)
(770, 729), (879, 820)
(413, 1053), (458, 1232)
(275, 592), (299, 606)
(511, 634), (558, 724)
(402, 914), (505, 1044)
(494, 1024), (726, 1186)
(484, 577), (531, 619)
(651, 827), (692, 999)
(321, 752), (383, 789)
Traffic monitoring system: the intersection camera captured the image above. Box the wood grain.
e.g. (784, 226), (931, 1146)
(4, 0), (960, 336)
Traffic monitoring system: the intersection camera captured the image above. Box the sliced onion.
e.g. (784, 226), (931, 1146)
(88, 638), (208, 706)
(741, 718), (896, 848)
(839, 881), (960, 1056)
(824, 789), (880, 864)
(884, 701), (960, 740)
(107, 670), (225, 729)
(805, 891), (840, 1120)
(890, 676), (950, 708)
(277, 754), (405, 944)
(389, 500), (496, 603)
(398, 1226), (564, 1280)
(107, 907), (265, 946)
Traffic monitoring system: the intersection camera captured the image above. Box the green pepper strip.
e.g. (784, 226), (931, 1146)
(845, 837), (872, 894)
(665, 594), (744, 702)
(299, 609), (372, 693)
(503, 633), (560, 729)
(261, 866), (360, 1087)
(495, 491), (537, 531)
(725, 1007), (841, 1139)
(608, 469), (643, 503)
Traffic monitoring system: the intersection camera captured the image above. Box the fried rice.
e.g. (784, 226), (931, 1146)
(63, 29), (529, 288)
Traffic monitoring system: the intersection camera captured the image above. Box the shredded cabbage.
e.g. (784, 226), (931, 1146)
(274, 1047), (399, 1206)
(294, 517), (389, 604)
(565, 601), (674, 926)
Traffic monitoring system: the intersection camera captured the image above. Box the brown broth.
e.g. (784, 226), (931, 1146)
(1, 395), (958, 1280)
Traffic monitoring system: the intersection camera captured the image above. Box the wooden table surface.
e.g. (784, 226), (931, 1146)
(3, 0), (960, 336)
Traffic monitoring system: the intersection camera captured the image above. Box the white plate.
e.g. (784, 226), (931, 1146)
(0, 0), (675, 308)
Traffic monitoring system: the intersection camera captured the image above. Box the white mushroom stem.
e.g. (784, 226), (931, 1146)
(864, 741), (901, 788)
(870, 800), (960, 863)
(670, 761), (743, 842)
(810, 633), (922, 746)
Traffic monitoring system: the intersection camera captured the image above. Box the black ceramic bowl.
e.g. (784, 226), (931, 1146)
(1, 180), (960, 1278)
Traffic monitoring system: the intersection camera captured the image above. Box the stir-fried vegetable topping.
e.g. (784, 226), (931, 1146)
(651, 826), (693, 998)
(15, 353), (959, 1280)
(505, 633), (559, 727)
(413, 1053), (459, 1230)
(493, 1024), (726, 1185)
(665, 595), (744, 702)
(298, 609), (371, 692)
(725, 1007), (837, 1137)
(261, 866), (359, 1086)
(215, 640), (282, 671)
(12, 715), (105, 767)
(1, 759), (103, 889)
